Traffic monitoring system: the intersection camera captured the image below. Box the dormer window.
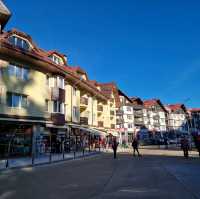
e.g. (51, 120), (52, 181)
(8, 35), (30, 51)
(49, 55), (63, 65)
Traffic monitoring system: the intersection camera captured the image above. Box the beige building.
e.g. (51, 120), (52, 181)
(0, 1), (112, 158)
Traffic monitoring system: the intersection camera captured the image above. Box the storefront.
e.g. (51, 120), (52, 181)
(0, 122), (33, 159)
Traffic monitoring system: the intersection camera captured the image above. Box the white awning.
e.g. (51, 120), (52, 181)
(89, 128), (107, 137)
(46, 124), (69, 129)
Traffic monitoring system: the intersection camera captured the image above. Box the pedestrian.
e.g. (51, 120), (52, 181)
(164, 137), (168, 149)
(180, 136), (189, 158)
(132, 137), (141, 156)
(112, 138), (118, 159)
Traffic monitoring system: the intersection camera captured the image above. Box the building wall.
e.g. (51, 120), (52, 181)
(0, 60), (50, 119)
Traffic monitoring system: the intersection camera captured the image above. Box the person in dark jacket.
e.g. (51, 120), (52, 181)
(132, 137), (141, 156)
(180, 136), (189, 158)
(112, 138), (118, 159)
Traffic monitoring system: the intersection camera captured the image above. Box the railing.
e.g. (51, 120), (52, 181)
(111, 124), (115, 129)
(116, 110), (123, 115)
(134, 110), (143, 117)
(80, 97), (88, 106)
(134, 119), (144, 125)
(80, 117), (88, 125)
(97, 105), (103, 112)
(110, 111), (115, 116)
(98, 121), (104, 127)
(116, 118), (124, 124)
(51, 113), (65, 125)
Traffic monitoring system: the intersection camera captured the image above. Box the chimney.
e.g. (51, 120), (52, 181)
(0, 0), (11, 32)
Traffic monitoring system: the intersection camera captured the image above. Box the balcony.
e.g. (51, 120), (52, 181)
(51, 113), (65, 125)
(132, 104), (143, 110)
(110, 110), (115, 116)
(153, 115), (159, 120)
(116, 110), (123, 115)
(116, 118), (124, 125)
(80, 97), (88, 111)
(98, 121), (104, 127)
(110, 124), (115, 129)
(134, 110), (143, 117)
(97, 105), (103, 112)
(134, 119), (144, 126)
(80, 117), (88, 125)
(51, 87), (65, 102)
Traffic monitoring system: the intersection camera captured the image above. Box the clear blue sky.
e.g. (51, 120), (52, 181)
(5, 0), (200, 108)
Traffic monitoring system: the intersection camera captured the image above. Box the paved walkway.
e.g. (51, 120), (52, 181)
(0, 149), (200, 199)
(0, 150), (100, 170)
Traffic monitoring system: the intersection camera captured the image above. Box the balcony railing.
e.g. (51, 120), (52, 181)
(80, 117), (88, 125)
(97, 105), (103, 112)
(153, 115), (159, 120)
(134, 111), (143, 117)
(110, 111), (115, 116)
(116, 110), (123, 115)
(111, 124), (115, 129)
(51, 87), (65, 102)
(134, 119), (144, 125)
(98, 121), (104, 127)
(51, 113), (65, 125)
(80, 97), (88, 106)
(116, 118), (124, 125)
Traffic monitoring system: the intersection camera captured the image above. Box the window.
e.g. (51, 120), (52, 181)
(128, 124), (133, 128)
(73, 87), (76, 96)
(7, 92), (28, 108)
(8, 64), (29, 80)
(45, 100), (49, 112)
(49, 55), (62, 65)
(8, 36), (30, 50)
(126, 106), (132, 112)
(52, 100), (64, 114)
(73, 106), (79, 119)
(57, 76), (65, 89)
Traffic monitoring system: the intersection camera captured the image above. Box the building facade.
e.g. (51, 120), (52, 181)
(165, 104), (189, 137)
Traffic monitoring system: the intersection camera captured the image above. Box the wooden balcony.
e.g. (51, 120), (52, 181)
(110, 111), (115, 116)
(97, 105), (103, 112)
(51, 113), (65, 125)
(134, 119), (144, 126)
(110, 124), (115, 129)
(80, 117), (88, 125)
(80, 97), (88, 111)
(116, 118), (124, 125)
(116, 110), (123, 116)
(51, 87), (65, 102)
(98, 121), (104, 127)
(134, 110), (143, 117)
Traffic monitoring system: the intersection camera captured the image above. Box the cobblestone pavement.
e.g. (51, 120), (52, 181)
(0, 149), (200, 199)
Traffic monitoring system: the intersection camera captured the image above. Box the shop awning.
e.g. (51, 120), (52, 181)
(89, 128), (107, 137)
(108, 131), (119, 137)
(46, 124), (69, 129)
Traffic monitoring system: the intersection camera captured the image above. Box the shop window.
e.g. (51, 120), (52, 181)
(8, 64), (29, 80)
(8, 35), (30, 51)
(7, 92), (28, 108)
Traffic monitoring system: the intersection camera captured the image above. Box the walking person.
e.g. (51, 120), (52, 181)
(180, 136), (189, 158)
(132, 137), (141, 156)
(112, 138), (118, 159)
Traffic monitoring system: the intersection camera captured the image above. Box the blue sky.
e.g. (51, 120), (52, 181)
(5, 0), (200, 107)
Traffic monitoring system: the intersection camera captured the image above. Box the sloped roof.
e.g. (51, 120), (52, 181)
(143, 99), (167, 112)
(166, 104), (187, 113)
